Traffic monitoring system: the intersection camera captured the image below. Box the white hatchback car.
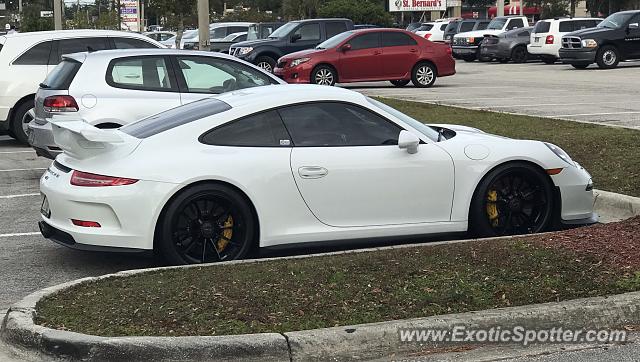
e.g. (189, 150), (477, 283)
(415, 20), (451, 42)
(0, 30), (163, 143)
(27, 49), (284, 159)
(528, 17), (602, 63)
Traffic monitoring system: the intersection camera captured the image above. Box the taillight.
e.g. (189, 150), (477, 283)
(424, 33), (432, 40)
(446, 46), (452, 55)
(43, 95), (79, 113)
(71, 219), (101, 227)
(70, 170), (138, 187)
(545, 35), (554, 44)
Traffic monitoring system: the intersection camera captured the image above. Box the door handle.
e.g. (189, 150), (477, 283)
(298, 166), (328, 179)
(373, 50), (382, 55)
(409, 48), (418, 53)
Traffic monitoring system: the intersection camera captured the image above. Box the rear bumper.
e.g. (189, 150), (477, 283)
(527, 44), (560, 58)
(559, 48), (596, 64)
(27, 120), (59, 159)
(39, 221), (149, 254)
(452, 45), (478, 56)
(480, 45), (509, 59)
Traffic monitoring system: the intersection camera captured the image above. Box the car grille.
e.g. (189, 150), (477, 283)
(453, 37), (468, 46)
(277, 60), (287, 68)
(229, 48), (238, 56)
(562, 37), (582, 49)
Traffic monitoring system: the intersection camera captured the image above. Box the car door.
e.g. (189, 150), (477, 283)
(100, 55), (181, 123)
(381, 31), (419, 79)
(288, 23), (321, 53)
(281, 102), (455, 227)
(338, 32), (382, 81)
(173, 55), (274, 104)
(624, 14), (640, 58)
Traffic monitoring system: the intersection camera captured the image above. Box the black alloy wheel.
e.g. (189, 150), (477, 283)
(511, 45), (528, 64)
(159, 184), (254, 265)
(471, 163), (554, 237)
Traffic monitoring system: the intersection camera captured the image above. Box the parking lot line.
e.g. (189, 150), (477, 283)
(470, 101), (634, 109)
(413, 94), (608, 103)
(554, 111), (640, 117)
(0, 168), (46, 172)
(0, 150), (34, 154)
(0, 193), (39, 199)
(0, 232), (40, 238)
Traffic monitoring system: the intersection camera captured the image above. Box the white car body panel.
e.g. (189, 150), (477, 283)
(40, 85), (596, 252)
(415, 21), (450, 42)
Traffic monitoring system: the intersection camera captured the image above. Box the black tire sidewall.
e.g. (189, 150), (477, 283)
(411, 62), (437, 88)
(158, 184), (255, 265)
(511, 46), (527, 63)
(390, 79), (410, 87)
(469, 163), (554, 238)
(255, 55), (276, 72)
(311, 65), (337, 86)
(596, 45), (619, 69)
(11, 99), (34, 144)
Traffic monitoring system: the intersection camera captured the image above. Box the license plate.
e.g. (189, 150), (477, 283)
(535, 37), (540, 42)
(41, 195), (50, 218)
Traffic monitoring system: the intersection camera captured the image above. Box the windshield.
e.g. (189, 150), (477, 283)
(487, 18), (507, 30)
(268, 22), (298, 38)
(417, 23), (434, 32)
(316, 31), (353, 49)
(366, 97), (440, 142)
(598, 12), (634, 29)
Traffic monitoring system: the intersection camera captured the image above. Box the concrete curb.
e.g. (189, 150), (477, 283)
(1, 190), (638, 360)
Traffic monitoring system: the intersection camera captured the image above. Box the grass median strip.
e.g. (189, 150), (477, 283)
(36, 217), (640, 337)
(378, 98), (640, 198)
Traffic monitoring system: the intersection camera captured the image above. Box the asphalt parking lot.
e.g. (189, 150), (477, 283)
(348, 60), (640, 129)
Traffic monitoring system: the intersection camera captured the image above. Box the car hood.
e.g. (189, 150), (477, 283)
(281, 48), (326, 60)
(454, 29), (503, 38)
(232, 38), (279, 48)
(565, 27), (613, 38)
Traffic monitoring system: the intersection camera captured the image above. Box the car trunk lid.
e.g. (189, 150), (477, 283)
(35, 56), (84, 125)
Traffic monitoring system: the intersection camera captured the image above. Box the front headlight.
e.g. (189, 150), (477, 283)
(290, 57), (310, 67)
(581, 39), (598, 48)
(237, 47), (253, 55)
(467, 37), (475, 43)
(544, 142), (576, 167)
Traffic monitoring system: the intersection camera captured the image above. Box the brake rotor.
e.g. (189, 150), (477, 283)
(216, 215), (233, 251)
(486, 190), (499, 227)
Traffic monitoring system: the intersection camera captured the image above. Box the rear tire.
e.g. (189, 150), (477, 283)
(390, 79), (410, 87)
(255, 55), (276, 73)
(411, 62), (437, 88)
(10, 99), (35, 144)
(595, 45), (620, 69)
(470, 162), (554, 237)
(571, 63), (590, 69)
(511, 45), (528, 64)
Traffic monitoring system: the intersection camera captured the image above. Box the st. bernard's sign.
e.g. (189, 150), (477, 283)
(389, 0), (447, 11)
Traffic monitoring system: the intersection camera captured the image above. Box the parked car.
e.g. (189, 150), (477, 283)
(273, 28), (455, 88)
(559, 10), (640, 69)
(354, 24), (380, 30)
(415, 20), (451, 42)
(0, 30), (163, 144)
(229, 18), (355, 72)
(27, 49), (283, 159)
(38, 84), (597, 264)
(480, 27), (534, 63)
(528, 17), (602, 64)
(405, 22), (423, 32)
(160, 29), (197, 49)
(246, 22), (284, 41)
(453, 16), (529, 61)
(444, 18), (491, 45)
(183, 22), (254, 50)
(143, 31), (176, 42)
(210, 32), (247, 53)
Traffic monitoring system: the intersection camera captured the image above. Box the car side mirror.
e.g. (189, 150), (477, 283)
(290, 33), (301, 43)
(398, 130), (420, 154)
(341, 43), (352, 52)
(629, 22), (639, 29)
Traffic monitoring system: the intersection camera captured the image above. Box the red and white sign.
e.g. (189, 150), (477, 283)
(120, 0), (139, 32)
(389, 0), (447, 12)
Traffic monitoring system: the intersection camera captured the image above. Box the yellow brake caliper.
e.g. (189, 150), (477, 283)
(216, 215), (234, 251)
(486, 190), (499, 227)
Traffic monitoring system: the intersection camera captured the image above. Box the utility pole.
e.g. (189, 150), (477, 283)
(197, 0), (210, 51)
(18, 0), (22, 13)
(54, 0), (63, 30)
(497, 0), (504, 17)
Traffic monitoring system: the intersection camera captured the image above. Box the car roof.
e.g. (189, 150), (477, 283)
(291, 18), (351, 23)
(214, 84), (365, 110)
(2, 29), (150, 40)
(62, 48), (244, 63)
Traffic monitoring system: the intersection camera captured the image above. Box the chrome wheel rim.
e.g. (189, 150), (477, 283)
(21, 108), (35, 134)
(257, 62), (273, 73)
(315, 68), (334, 85)
(602, 50), (616, 66)
(416, 66), (434, 85)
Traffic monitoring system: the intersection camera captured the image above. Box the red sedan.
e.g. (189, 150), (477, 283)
(273, 28), (455, 88)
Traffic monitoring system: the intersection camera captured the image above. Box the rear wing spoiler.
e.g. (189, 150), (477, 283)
(48, 117), (127, 159)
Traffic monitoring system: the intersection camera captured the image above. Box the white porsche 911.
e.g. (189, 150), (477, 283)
(39, 85), (597, 264)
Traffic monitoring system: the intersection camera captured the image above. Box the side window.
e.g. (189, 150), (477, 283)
(326, 21), (348, 38)
(382, 32), (417, 47)
(440, 24), (447, 31)
(59, 37), (109, 55)
(201, 110), (290, 147)
(508, 19), (525, 29)
(161, 33), (174, 41)
(107, 56), (173, 91)
(235, 34), (247, 42)
(13, 41), (53, 65)
(293, 23), (320, 41)
(210, 27), (228, 39)
(559, 21), (574, 32)
(227, 26), (248, 34)
(460, 22), (475, 32)
(349, 33), (380, 50)
(176, 56), (271, 94)
(261, 26), (276, 38)
(113, 37), (158, 49)
(278, 102), (402, 147)
(477, 21), (491, 30)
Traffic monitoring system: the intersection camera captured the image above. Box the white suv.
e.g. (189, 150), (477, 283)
(27, 49), (284, 159)
(414, 19), (452, 42)
(0, 30), (163, 143)
(528, 17), (602, 63)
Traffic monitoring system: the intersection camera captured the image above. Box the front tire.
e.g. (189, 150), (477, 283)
(571, 63), (590, 69)
(10, 99), (35, 144)
(311, 65), (337, 86)
(470, 162), (554, 237)
(596, 45), (620, 69)
(158, 184), (256, 265)
(411, 62), (437, 88)
(255, 55), (276, 73)
(390, 79), (410, 87)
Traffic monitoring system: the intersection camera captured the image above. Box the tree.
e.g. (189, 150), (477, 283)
(20, 4), (54, 32)
(318, 0), (393, 26)
(524, 0), (570, 18)
(147, 0), (198, 47)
